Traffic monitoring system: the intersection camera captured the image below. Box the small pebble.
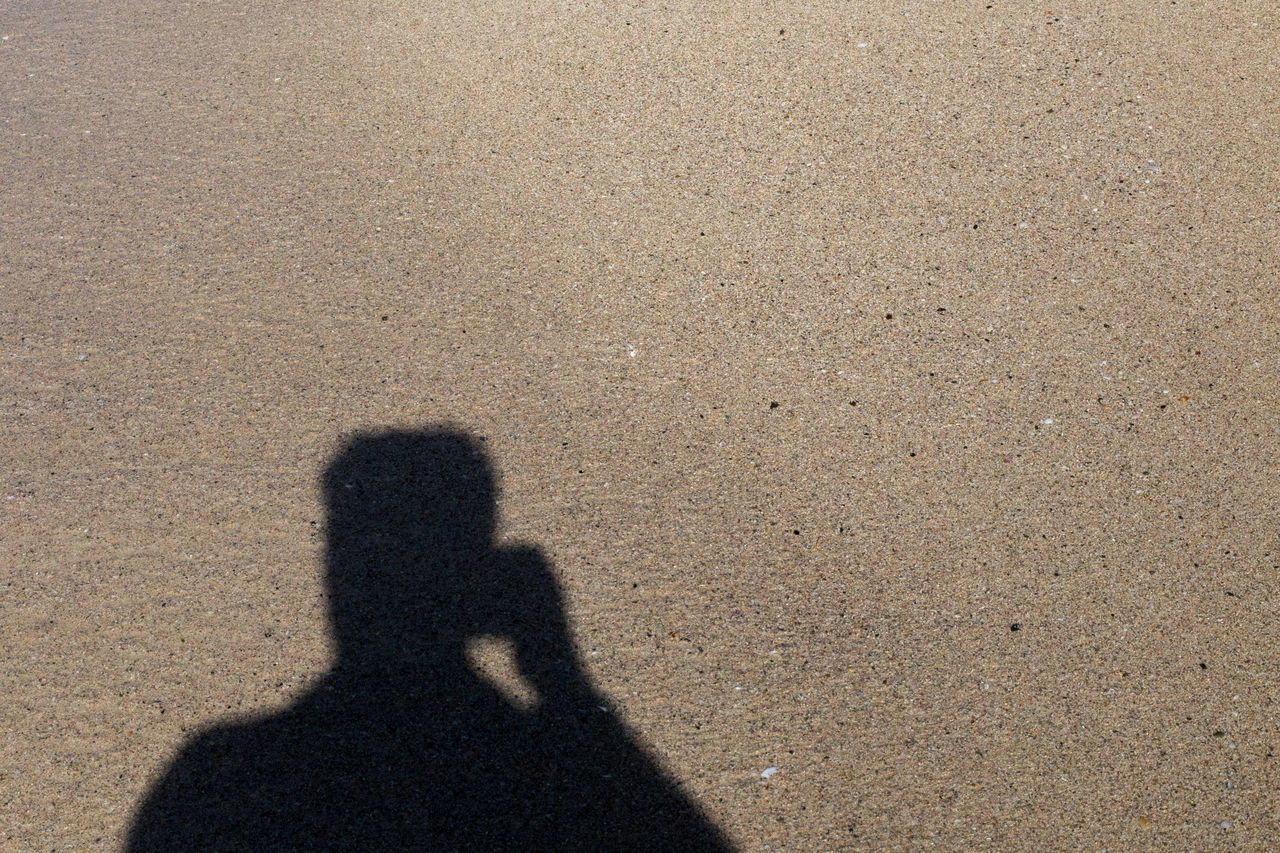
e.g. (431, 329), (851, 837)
(761, 766), (778, 779)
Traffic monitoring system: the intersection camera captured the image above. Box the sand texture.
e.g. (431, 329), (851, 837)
(3, 0), (1279, 849)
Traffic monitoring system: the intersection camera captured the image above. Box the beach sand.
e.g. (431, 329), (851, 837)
(2, 0), (1278, 848)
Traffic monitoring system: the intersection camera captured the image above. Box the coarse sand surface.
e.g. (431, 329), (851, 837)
(2, 0), (1278, 849)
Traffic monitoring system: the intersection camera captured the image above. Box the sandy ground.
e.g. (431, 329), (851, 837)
(3, 0), (1279, 849)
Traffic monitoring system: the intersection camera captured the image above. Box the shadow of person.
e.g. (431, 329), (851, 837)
(128, 429), (732, 852)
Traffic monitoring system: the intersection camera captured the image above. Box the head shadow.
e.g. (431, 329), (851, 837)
(320, 429), (582, 707)
(322, 430), (502, 668)
(128, 427), (732, 852)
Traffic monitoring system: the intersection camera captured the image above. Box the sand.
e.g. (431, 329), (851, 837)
(3, 0), (1278, 848)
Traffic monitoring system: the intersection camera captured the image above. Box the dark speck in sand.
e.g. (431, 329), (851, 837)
(1010, 623), (1021, 632)
(770, 401), (780, 409)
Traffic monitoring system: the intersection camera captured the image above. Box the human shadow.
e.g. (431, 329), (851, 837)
(128, 429), (732, 852)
